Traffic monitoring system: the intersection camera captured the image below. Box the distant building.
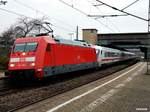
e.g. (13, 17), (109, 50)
(97, 32), (150, 55)
(97, 32), (150, 47)
(82, 29), (98, 45)
(82, 29), (150, 57)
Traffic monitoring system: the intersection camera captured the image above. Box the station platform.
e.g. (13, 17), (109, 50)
(16, 62), (149, 112)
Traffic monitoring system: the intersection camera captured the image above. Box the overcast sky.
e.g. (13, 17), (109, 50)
(0, 0), (149, 40)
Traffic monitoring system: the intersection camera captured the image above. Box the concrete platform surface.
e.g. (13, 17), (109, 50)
(16, 62), (149, 112)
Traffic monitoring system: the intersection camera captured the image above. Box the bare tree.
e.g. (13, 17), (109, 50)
(0, 17), (50, 69)
(0, 17), (49, 54)
(14, 17), (48, 37)
(1, 27), (15, 45)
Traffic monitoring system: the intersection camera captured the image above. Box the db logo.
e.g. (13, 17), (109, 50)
(20, 58), (25, 62)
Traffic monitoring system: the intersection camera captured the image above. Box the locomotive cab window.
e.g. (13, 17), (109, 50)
(13, 43), (26, 52)
(13, 42), (38, 52)
(25, 42), (38, 52)
(46, 43), (51, 51)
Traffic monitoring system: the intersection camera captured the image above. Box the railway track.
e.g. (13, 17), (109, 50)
(0, 60), (138, 112)
(0, 87), (13, 96)
(0, 78), (13, 96)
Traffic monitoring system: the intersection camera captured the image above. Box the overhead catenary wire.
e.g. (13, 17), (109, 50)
(59, 0), (116, 32)
(95, 0), (148, 21)
(13, 0), (75, 29)
(1, 0), (116, 33)
(0, 7), (75, 33)
(94, 18), (116, 32)
(0, 7), (28, 17)
(86, 0), (120, 32)
(59, 0), (88, 16)
(86, 0), (127, 18)
(87, 14), (128, 18)
(121, 0), (140, 11)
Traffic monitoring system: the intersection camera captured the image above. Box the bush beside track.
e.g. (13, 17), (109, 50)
(0, 48), (9, 71)
(0, 56), (9, 71)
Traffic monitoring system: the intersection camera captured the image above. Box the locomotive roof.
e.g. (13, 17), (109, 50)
(15, 36), (56, 44)
(14, 36), (91, 47)
(54, 38), (91, 47)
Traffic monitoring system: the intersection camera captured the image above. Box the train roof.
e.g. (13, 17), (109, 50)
(54, 38), (91, 47)
(14, 36), (92, 47)
(14, 36), (56, 44)
(93, 45), (121, 52)
(123, 51), (135, 55)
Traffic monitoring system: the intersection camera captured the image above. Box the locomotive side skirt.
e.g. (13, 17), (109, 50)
(43, 62), (98, 77)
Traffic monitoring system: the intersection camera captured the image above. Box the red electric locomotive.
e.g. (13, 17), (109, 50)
(7, 36), (97, 79)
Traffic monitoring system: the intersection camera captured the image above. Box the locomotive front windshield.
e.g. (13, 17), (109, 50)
(25, 43), (38, 52)
(13, 42), (38, 52)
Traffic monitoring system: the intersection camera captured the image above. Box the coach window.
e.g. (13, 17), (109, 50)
(105, 52), (108, 57)
(46, 43), (51, 51)
(107, 52), (110, 57)
(114, 53), (117, 57)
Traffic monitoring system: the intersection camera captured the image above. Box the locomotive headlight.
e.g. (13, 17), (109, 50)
(22, 52), (26, 56)
(37, 68), (42, 71)
(10, 64), (15, 67)
(31, 63), (35, 66)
